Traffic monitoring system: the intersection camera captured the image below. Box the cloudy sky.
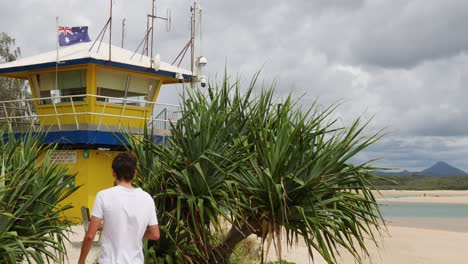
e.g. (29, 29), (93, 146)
(1, 0), (468, 172)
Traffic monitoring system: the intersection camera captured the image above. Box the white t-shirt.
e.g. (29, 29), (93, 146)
(92, 185), (158, 264)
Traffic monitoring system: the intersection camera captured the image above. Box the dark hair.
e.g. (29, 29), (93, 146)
(112, 152), (137, 182)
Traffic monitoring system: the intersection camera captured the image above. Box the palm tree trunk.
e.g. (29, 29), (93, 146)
(212, 221), (260, 263)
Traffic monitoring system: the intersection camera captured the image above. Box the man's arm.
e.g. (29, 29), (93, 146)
(78, 216), (102, 264)
(144, 224), (160, 240)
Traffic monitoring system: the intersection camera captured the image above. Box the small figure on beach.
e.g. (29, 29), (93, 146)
(78, 152), (160, 264)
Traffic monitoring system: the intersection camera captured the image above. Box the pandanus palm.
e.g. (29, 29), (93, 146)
(0, 129), (78, 263)
(127, 73), (384, 264)
(128, 80), (253, 263)
(220, 88), (384, 263)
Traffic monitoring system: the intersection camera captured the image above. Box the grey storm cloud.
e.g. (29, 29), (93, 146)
(349, 0), (468, 68)
(358, 136), (468, 172)
(1, 0), (468, 171)
(365, 54), (468, 137)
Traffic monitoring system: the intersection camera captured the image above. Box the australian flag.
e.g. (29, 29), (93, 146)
(59, 26), (91, 46)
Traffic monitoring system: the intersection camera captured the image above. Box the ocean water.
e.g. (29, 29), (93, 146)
(379, 202), (468, 233)
(380, 202), (468, 218)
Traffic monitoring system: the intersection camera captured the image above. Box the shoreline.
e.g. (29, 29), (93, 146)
(374, 189), (468, 204)
(385, 216), (468, 233)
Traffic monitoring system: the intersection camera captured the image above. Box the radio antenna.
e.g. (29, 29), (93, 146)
(172, 2), (206, 88)
(121, 18), (126, 48)
(136, 0), (171, 65)
(146, 1), (171, 56)
(89, 0), (114, 61)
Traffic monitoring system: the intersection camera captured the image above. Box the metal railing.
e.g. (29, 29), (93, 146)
(0, 94), (181, 132)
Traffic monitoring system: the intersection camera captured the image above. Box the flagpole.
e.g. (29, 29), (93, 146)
(109, 0), (112, 61)
(151, 0), (155, 61)
(56, 16), (59, 91)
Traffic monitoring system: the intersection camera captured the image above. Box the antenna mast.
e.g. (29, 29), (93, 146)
(195, 3), (207, 87)
(135, 0), (171, 65)
(190, 2), (196, 86)
(89, 0), (114, 61)
(121, 19), (126, 48)
(171, 2), (207, 87)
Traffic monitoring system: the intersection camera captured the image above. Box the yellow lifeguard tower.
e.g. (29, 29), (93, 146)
(0, 42), (192, 220)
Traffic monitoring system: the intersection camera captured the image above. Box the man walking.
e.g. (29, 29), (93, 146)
(78, 152), (159, 264)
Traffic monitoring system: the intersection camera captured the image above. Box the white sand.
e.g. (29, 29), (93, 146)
(266, 225), (468, 264)
(62, 190), (468, 263)
(63, 225), (101, 264)
(66, 223), (468, 264)
(265, 190), (468, 263)
(65, 223), (468, 264)
(375, 190), (468, 204)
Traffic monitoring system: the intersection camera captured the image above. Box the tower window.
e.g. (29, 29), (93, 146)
(97, 69), (159, 107)
(35, 70), (87, 104)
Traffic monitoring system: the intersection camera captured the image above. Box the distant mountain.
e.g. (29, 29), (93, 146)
(373, 161), (468, 177)
(416, 161), (468, 177)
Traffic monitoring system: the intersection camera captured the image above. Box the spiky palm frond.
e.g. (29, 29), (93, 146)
(127, 72), (385, 264)
(0, 128), (78, 264)
(230, 86), (384, 263)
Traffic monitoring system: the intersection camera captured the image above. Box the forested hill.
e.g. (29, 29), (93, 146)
(371, 161), (468, 190)
(373, 161), (468, 177)
(418, 161), (468, 176)
(371, 175), (468, 190)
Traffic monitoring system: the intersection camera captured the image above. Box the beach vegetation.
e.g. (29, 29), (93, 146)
(127, 73), (385, 263)
(0, 128), (78, 263)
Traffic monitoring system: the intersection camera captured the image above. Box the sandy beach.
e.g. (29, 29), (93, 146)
(65, 190), (468, 263)
(64, 226), (100, 264)
(266, 225), (468, 264)
(68, 224), (468, 264)
(375, 190), (468, 204)
(266, 190), (468, 263)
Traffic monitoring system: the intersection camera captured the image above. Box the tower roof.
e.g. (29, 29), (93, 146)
(0, 42), (192, 82)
